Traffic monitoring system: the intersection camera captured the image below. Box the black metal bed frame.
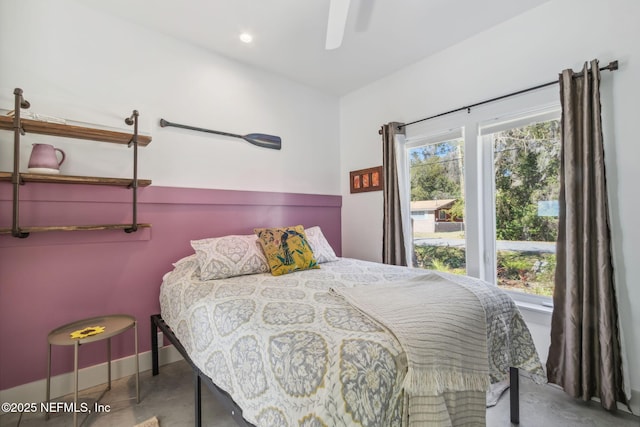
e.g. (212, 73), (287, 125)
(151, 313), (521, 426)
(151, 314), (256, 427)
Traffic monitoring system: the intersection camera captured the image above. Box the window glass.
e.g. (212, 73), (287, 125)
(409, 138), (466, 275)
(488, 118), (560, 296)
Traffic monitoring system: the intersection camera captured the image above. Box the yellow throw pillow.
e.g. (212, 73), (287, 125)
(254, 225), (319, 276)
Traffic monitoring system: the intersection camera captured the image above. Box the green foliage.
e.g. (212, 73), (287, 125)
(446, 198), (465, 221)
(495, 250), (556, 296)
(535, 255), (556, 284)
(499, 253), (531, 281)
(413, 244), (556, 297)
(410, 139), (463, 201)
(493, 120), (560, 242)
(414, 245), (466, 274)
(430, 259), (449, 271)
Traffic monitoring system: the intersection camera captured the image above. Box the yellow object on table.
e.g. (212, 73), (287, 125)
(69, 325), (105, 339)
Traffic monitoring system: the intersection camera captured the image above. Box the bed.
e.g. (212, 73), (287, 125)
(152, 227), (544, 426)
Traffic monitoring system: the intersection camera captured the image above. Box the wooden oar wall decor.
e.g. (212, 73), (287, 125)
(159, 119), (281, 150)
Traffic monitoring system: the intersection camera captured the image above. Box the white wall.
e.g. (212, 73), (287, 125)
(340, 0), (640, 407)
(0, 0), (340, 195)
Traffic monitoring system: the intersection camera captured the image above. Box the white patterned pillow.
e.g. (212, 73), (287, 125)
(305, 226), (338, 263)
(191, 234), (270, 280)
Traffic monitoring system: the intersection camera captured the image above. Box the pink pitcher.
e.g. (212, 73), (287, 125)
(28, 143), (66, 173)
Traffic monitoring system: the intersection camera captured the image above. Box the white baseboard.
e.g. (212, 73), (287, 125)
(0, 345), (182, 414)
(625, 389), (639, 415)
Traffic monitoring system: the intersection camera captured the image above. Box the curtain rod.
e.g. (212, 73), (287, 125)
(395, 60), (618, 131)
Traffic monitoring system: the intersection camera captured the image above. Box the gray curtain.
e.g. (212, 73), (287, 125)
(381, 122), (407, 266)
(546, 60), (628, 411)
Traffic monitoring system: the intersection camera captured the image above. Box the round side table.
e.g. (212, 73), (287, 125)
(46, 314), (139, 427)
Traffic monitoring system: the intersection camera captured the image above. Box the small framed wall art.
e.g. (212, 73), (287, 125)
(350, 166), (383, 193)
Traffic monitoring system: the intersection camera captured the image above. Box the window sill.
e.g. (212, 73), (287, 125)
(513, 299), (553, 326)
(503, 289), (553, 315)
(514, 300), (553, 315)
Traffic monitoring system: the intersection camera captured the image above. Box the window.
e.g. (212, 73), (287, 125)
(408, 135), (466, 275)
(402, 88), (560, 306)
(483, 116), (560, 298)
(412, 210), (425, 217)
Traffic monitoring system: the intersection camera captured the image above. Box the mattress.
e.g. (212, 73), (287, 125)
(159, 257), (544, 426)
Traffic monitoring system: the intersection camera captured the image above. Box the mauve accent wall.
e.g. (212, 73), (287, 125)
(0, 183), (341, 390)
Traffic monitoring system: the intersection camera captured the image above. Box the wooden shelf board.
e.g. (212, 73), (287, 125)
(0, 115), (151, 146)
(0, 172), (151, 187)
(0, 223), (151, 234)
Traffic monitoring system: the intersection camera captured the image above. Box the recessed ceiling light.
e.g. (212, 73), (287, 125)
(239, 33), (253, 43)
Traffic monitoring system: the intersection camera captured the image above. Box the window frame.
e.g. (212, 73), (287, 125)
(480, 108), (561, 307)
(405, 128), (466, 272)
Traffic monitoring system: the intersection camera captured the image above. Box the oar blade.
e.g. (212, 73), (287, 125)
(243, 133), (282, 150)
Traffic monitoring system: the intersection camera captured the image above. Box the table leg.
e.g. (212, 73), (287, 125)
(74, 341), (79, 427)
(135, 320), (140, 403)
(107, 337), (112, 390)
(45, 344), (51, 420)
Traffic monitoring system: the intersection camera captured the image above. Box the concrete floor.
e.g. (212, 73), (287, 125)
(2, 360), (638, 427)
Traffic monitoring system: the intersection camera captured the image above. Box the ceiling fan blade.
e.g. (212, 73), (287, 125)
(325, 0), (351, 50)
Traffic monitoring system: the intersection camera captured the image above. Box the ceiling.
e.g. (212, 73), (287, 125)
(83, 0), (549, 96)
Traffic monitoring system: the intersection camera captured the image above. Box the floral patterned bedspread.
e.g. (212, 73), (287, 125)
(159, 257), (544, 427)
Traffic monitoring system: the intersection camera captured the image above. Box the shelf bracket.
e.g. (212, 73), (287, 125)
(124, 110), (139, 233)
(11, 228), (30, 239)
(10, 89), (30, 238)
